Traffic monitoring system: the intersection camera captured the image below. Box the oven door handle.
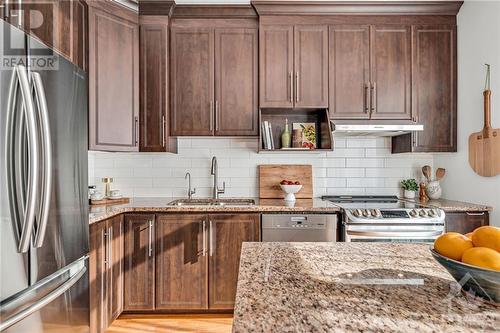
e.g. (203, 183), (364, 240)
(345, 230), (443, 238)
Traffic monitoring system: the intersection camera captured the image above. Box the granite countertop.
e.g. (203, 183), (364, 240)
(89, 197), (341, 224)
(405, 198), (493, 212)
(233, 242), (500, 333)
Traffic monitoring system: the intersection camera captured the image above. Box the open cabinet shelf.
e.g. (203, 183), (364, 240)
(259, 108), (333, 153)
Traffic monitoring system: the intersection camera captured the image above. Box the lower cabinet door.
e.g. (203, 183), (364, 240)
(445, 212), (489, 234)
(89, 221), (108, 333)
(208, 214), (260, 310)
(123, 214), (156, 311)
(155, 214), (208, 310)
(108, 216), (124, 321)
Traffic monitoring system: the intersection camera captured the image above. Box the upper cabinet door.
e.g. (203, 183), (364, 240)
(155, 214), (208, 310)
(329, 25), (370, 119)
(370, 25), (411, 120)
(88, 6), (139, 151)
(215, 28), (258, 136)
(412, 25), (457, 152)
(170, 27), (215, 136)
(140, 19), (169, 151)
(260, 25), (294, 108)
(294, 25), (328, 108)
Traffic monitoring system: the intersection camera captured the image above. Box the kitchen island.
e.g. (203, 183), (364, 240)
(233, 243), (499, 333)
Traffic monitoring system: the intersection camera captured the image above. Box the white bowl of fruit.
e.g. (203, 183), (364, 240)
(279, 180), (303, 201)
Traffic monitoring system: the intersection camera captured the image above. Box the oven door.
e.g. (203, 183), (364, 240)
(344, 223), (444, 243)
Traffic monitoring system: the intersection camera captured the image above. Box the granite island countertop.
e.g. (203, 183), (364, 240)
(233, 242), (499, 333)
(89, 197), (341, 224)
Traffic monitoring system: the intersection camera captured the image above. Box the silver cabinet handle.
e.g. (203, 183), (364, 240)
(364, 83), (370, 113)
(148, 220), (153, 257)
(209, 220), (214, 257)
(31, 72), (52, 248)
(370, 82), (377, 114)
(465, 212), (486, 216)
(215, 100), (219, 132)
(161, 115), (166, 147)
(295, 72), (299, 103)
(202, 220), (207, 256)
(134, 116), (139, 146)
(289, 72), (293, 103)
(0, 257), (87, 331)
(108, 226), (113, 269)
(103, 229), (108, 266)
(6, 65), (40, 253)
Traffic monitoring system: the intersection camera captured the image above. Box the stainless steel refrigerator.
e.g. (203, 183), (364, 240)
(0, 20), (89, 332)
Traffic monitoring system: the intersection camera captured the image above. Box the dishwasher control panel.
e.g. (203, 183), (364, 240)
(261, 214), (338, 242)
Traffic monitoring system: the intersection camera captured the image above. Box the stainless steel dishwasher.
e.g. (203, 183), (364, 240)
(261, 214), (338, 242)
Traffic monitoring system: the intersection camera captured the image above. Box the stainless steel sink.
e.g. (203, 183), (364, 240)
(167, 198), (255, 207)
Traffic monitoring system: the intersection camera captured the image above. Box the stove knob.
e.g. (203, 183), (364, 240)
(352, 209), (362, 217)
(371, 209), (381, 218)
(409, 209), (418, 217)
(428, 209), (437, 217)
(362, 209), (371, 217)
(419, 209), (428, 217)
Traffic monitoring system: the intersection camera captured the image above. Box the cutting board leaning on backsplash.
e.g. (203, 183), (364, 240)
(259, 165), (313, 199)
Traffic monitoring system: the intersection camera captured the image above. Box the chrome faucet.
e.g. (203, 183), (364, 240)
(185, 172), (196, 199)
(210, 156), (225, 199)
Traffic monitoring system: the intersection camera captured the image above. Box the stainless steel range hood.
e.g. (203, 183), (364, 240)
(332, 123), (424, 137)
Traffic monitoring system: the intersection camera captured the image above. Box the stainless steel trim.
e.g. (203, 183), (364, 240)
(134, 116), (139, 146)
(209, 220), (214, 257)
(11, 65), (40, 253)
(289, 72), (293, 103)
(161, 115), (165, 147)
(346, 230), (443, 238)
(370, 82), (376, 114)
(465, 212), (486, 216)
(0, 258), (87, 331)
(148, 220), (153, 257)
(31, 72), (53, 248)
(332, 124), (424, 137)
(202, 220), (207, 256)
(295, 72), (299, 103)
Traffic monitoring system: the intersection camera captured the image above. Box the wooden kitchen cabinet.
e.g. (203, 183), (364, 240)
(170, 22), (258, 136)
(260, 24), (328, 108)
(89, 215), (123, 333)
(208, 214), (260, 309)
(88, 1), (139, 151)
(445, 212), (489, 234)
(392, 24), (457, 153)
(139, 16), (176, 152)
(123, 214), (155, 311)
(155, 214), (208, 310)
(329, 24), (411, 120)
(3, 0), (87, 70)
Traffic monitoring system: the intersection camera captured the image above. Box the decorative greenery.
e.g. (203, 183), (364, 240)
(401, 178), (419, 191)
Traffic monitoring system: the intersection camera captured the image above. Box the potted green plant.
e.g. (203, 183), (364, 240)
(401, 178), (419, 199)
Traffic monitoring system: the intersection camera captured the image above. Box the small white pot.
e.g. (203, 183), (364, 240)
(280, 184), (303, 201)
(403, 190), (416, 199)
(426, 181), (442, 200)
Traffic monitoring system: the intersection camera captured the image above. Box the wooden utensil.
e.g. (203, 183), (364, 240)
(258, 165), (312, 199)
(436, 168), (446, 181)
(422, 165), (432, 182)
(469, 64), (500, 177)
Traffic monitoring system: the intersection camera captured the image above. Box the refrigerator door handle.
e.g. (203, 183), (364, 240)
(0, 257), (87, 331)
(5, 65), (41, 253)
(31, 72), (53, 248)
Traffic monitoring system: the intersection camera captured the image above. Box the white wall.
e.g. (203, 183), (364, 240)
(435, 0), (500, 226)
(89, 137), (433, 199)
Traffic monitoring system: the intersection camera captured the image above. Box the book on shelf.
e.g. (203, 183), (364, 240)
(262, 121), (274, 150)
(261, 122), (268, 149)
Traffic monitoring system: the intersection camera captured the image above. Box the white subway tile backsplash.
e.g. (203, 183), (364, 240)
(89, 137), (432, 198)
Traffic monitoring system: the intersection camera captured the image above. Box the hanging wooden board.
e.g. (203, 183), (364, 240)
(259, 165), (313, 198)
(469, 88), (500, 177)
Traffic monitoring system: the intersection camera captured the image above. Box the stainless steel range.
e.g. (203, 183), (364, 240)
(322, 196), (445, 243)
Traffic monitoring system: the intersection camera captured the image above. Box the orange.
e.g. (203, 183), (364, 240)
(471, 226), (500, 252)
(464, 232), (474, 240)
(434, 232), (473, 261)
(462, 247), (500, 271)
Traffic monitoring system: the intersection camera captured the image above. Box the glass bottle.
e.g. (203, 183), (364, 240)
(281, 119), (291, 148)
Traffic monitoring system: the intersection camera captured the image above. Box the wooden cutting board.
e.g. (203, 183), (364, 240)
(469, 89), (500, 177)
(259, 165), (313, 199)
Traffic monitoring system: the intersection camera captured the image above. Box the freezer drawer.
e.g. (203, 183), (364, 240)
(0, 256), (89, 333)
(262, 214), (337, 242)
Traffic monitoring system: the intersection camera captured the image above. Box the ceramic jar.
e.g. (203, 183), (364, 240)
(426, 180), (442, 199)
(404, 190), (416, 199)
